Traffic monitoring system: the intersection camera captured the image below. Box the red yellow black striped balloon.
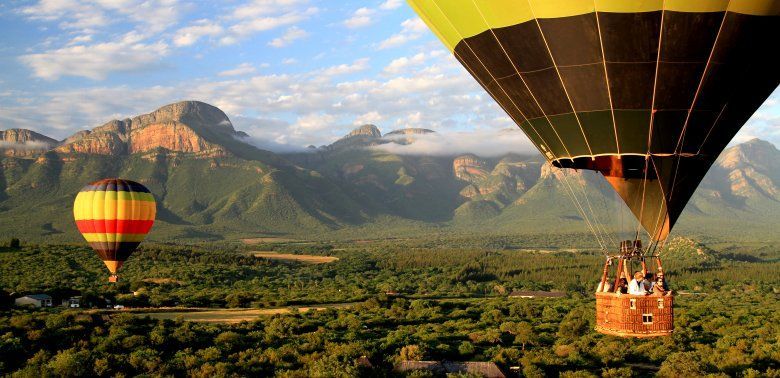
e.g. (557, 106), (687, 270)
(73, 178), (156, 281)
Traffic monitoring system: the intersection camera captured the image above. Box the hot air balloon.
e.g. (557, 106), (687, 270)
(73, 179), (156, 282)
(408, 0), (780, 337)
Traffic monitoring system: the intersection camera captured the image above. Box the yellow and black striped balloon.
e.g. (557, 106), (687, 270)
(73, 179), (156, 277)
(409, 0), (780, 240)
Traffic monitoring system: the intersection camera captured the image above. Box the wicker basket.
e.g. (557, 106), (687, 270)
(595, 292), (673, 338)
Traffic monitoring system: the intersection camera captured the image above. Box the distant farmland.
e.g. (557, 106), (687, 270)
(241, 237), (302, 244)
(135, 303), (355, 323)
(250, 251), (339, 264)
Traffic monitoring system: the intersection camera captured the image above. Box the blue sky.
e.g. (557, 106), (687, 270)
(0, 0), (777, 153)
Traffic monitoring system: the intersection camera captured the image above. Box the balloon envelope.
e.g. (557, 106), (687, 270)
(73, 179), (156, 274)
(408, 0), (780, 240)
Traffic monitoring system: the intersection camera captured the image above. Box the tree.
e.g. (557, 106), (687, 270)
(501, 321), (537, 351)
(558, 308), (590, 340)
(458, 341), (475, 356)
(602, 367), (634, 378)
(399, 345), (424, 361)
(658, 351), (710, 377)
(47, 348), (90, 377)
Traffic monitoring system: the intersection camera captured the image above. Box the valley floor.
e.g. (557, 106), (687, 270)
(0, 235), (778, 376)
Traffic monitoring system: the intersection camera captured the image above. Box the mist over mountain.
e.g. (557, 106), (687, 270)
(0, 129), (58, 157)
(1, 101), (778, 243)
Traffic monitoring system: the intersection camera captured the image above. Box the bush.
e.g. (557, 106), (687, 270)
(8, 238), (20, 249)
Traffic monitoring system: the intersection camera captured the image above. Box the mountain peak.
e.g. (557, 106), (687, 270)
(718, 138), (778, 171)
(740, 138), (776, 149)
(346, 124), (382, 139)
(56, 101), (246, 157)
(0, 128), (58, 157)
(141, 101), (234, 131)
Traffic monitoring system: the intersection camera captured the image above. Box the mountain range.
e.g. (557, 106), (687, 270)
(1, 100), (779, 244)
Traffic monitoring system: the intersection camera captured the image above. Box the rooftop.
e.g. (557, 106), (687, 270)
(23, 294), (52, 300)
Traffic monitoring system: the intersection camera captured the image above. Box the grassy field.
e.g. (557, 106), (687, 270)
(241, 237), (303, 244)
(133, 303), (356, 323)
(250, 251), (339, 264)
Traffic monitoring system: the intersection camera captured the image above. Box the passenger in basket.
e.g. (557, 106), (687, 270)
(628, 271), (649, 295)
(652, 271), (670, 296)
(616, 278), (628, 294)
(643, 272), (654, 292)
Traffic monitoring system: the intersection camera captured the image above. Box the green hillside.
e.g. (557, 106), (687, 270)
(2, 101), (780, 245)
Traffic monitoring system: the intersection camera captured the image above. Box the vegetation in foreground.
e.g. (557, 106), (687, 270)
(0, 236), (778, 376)
(1, 291), (778, 377)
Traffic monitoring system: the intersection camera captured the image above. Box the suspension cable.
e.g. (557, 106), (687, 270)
(553, 167), (609, 253)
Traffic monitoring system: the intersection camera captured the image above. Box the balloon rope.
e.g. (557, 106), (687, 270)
(636, 3), (666, 241)
(695, 103), (729, 156)
(468, 0), (617, 252)
(566, 169), (618, 248)
(565, 169), (615, 248)
(666, 1), (732, 212)
(428, 0), (560, 161)
(525, 0), (594, 157)
(433, 0), (606, 251)
(464, 0), (574, 159)
(428, 0), (607, 252)
(554, 168), (608, 252)
(646, 158), (672, 241)
(593, 1), (621, 155)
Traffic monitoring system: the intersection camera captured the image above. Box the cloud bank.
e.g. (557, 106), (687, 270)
(371, 128), (537, 157)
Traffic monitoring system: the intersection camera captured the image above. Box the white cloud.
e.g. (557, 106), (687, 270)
(379, 0), (404, 10)
(343, 7), (375, 29)
(319, 58), (370, 77)
(218, 63), (257, 77)
(353, 111), (383, 126)
(66, 35), (93, 45)
(19, 32), (169, 80)
(269, 26), (308, 48)
(20, 0), (181, 35)
(231, 0), (309, 19)
(383, 52), (428, 75)
(2, 48), (518, 149)
(378, 17), (427, 50)
(372, 128), (535, 157)
(173, 20), (223, 47)
(220, 0), (319, 45)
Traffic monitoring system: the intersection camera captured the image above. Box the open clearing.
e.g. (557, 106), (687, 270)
(241, 237), (302, 244)
(134, 303), (355, 323)
(251, 251), (339, 264)
(142, 278), (183, 285)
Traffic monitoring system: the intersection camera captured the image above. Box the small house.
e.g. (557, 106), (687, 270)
(15, 294), (53, 307)
(62, 296), (80, 308)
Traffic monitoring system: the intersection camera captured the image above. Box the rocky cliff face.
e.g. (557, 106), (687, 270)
(327, 124), (384, 150)
(55, 101), (242, 157)
(346, 124), (382, 138)
(0, 129), (58, 157)
(709, 139), (780, 201)
(453, 154), (489, 182)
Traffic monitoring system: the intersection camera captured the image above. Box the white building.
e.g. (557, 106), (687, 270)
(15, 294), (53, 307)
